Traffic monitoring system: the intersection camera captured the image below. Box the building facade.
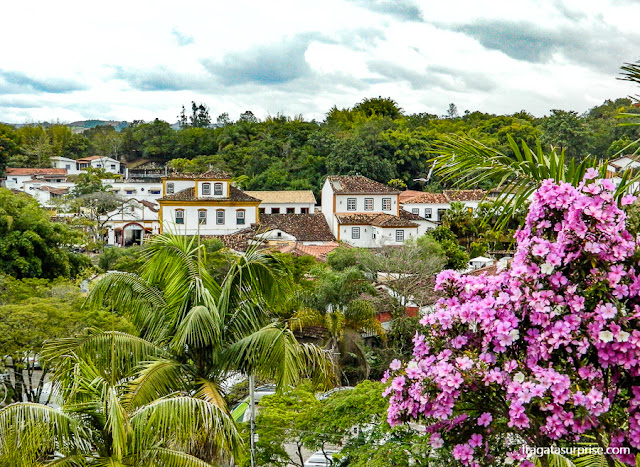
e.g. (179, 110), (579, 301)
(158, 171), (261, 236)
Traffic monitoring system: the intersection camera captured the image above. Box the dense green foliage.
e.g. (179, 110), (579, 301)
(0, 189), (91, 279)
(252, 380), (430, 467)
(0, 275), (134, 404)
(3, 97), (639, 195)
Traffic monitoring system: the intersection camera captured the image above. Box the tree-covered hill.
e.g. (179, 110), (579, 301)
(2, 97), (639, 193)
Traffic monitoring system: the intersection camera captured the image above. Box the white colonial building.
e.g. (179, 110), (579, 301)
(4, 168), (69, 191)
(76, 156), (124, 175)
(50, 156), (82, 174)
(107, 180), (163, 202)
(244, 190), (316, 214)
(104, 199), (160, 246)
(321, 175), (421, 247)
(158, 171), (261, 236)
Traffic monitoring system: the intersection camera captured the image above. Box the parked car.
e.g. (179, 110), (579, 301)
(304, 450), (339, 467)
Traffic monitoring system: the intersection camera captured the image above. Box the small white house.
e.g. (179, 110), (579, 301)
(468, 256), (495, 270)
(76, 156), (123, 175)
(4, 168), (68, 191)
(50, 156), (82, 175)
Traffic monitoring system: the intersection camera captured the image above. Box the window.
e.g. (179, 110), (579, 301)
(271, 208), (280, 214)
(352, 227), (360, 239)
(175, 210), (184, 224)
(237, 210), (245, 225)
(150, 190), (161, 195)
(126, 190), (134, 195)
(202, 183), (211, 195)
(301, 207), (309, 214)
(216, 210), (225, 225)
(347, 198), (356, 211)
(110, 164), (116, 170)
(412, 208), (419, 215)
(382, 198), (391, 211)
(65, 164), (71, 170)
(425, 208), (432, 219)
(286, 207), (295, 214)
(214, 183), (223, 196)
(166, 182), (174, 195)
(396, 230), (405, 242)
(259, 208), (265, 214)
(364, 198), (374, 211)
(96, 164), (102, 168)
(198, 210), (207, 225)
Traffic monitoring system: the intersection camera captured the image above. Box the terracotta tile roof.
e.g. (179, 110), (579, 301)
(38, 185), (68, 195)
(398, 209), (426, 221)
(443, 189), (485, 202)
(244, 190), (316, 204)
(401, 191), (449, 204)
(271, 242), (342, 261)
(135, 199), (159, 212)
(466, 264), (499, 276)
(203, 226), (260, 252)
(163, 170), (231, 180)
(335, 213), (418, 228)
(260, 213), (335, 242)
(398, 190), (424, 203)
(327, 175), (399, 194)
(158, 186), (260, 203)
(6, 168), (68, 176)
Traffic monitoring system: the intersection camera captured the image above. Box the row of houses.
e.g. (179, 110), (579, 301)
(3, 165), (490, 258)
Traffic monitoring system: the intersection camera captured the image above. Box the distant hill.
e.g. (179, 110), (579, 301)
(0, 120), (130, 131)
(68, 120), (130, 131)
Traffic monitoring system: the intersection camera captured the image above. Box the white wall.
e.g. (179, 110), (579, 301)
(321, 180), (336, 235)
(51, 157), (81, 174)
(334, 194), (398, 214)
(164, 179), (194, 195)
(107, 181), (163, 202)
(337, 223), (419, 248)
(90, 157), (121, 174)
(197, 180), (229, 198)
(260, 203), (315, 214)
(162, 205), (258, 235)
(402, 202), (450, 221)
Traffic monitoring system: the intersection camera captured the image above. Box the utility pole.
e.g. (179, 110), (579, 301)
(249, 374), (256, 467)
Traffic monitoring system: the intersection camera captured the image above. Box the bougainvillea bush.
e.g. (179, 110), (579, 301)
(383, 172), (640, 466)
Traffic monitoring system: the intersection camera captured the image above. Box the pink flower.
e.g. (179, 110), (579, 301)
(469, 433), (483, 448)
(389, 359), (402, 371)
(584, 168), (599, 180)
(452, 444), (474, 465)
(477, 412), (493, 426)
(430, 433), (444, 449)
(622, 194), (636, 206)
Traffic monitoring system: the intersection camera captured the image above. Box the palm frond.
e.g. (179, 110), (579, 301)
(170, 305), (222, 354)
(0, 403), (89, 462)
(139, 448), (214, 467)
(44, 330), (168, 388)
(131, 396), (241, 459)
(124, 358), (189, 410)
(222, 323), (334, 390)
(194, 379), (227, 410)
(430, 134), (639, 230)
(84, 271), (168, 340)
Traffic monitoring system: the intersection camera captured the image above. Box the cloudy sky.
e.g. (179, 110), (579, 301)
(2, 0), (640, 124)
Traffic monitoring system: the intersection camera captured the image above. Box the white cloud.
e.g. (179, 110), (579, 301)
(0, 0), (638, 123)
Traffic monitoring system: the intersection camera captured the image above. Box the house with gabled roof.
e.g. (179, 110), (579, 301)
(321, 175), (421, 247)
(400, 189), (486, 222)
(4, 168), (69, 191)
(158, 171), (261, 235)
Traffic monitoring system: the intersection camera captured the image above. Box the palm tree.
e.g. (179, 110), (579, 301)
(292, 267), (384, 385)
(75, 234), (332, 410)
(0, 332), (240, 466)
(430, 134), (640, 230)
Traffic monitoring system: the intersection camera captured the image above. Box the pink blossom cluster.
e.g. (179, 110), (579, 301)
(384, 174), (640, 465)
